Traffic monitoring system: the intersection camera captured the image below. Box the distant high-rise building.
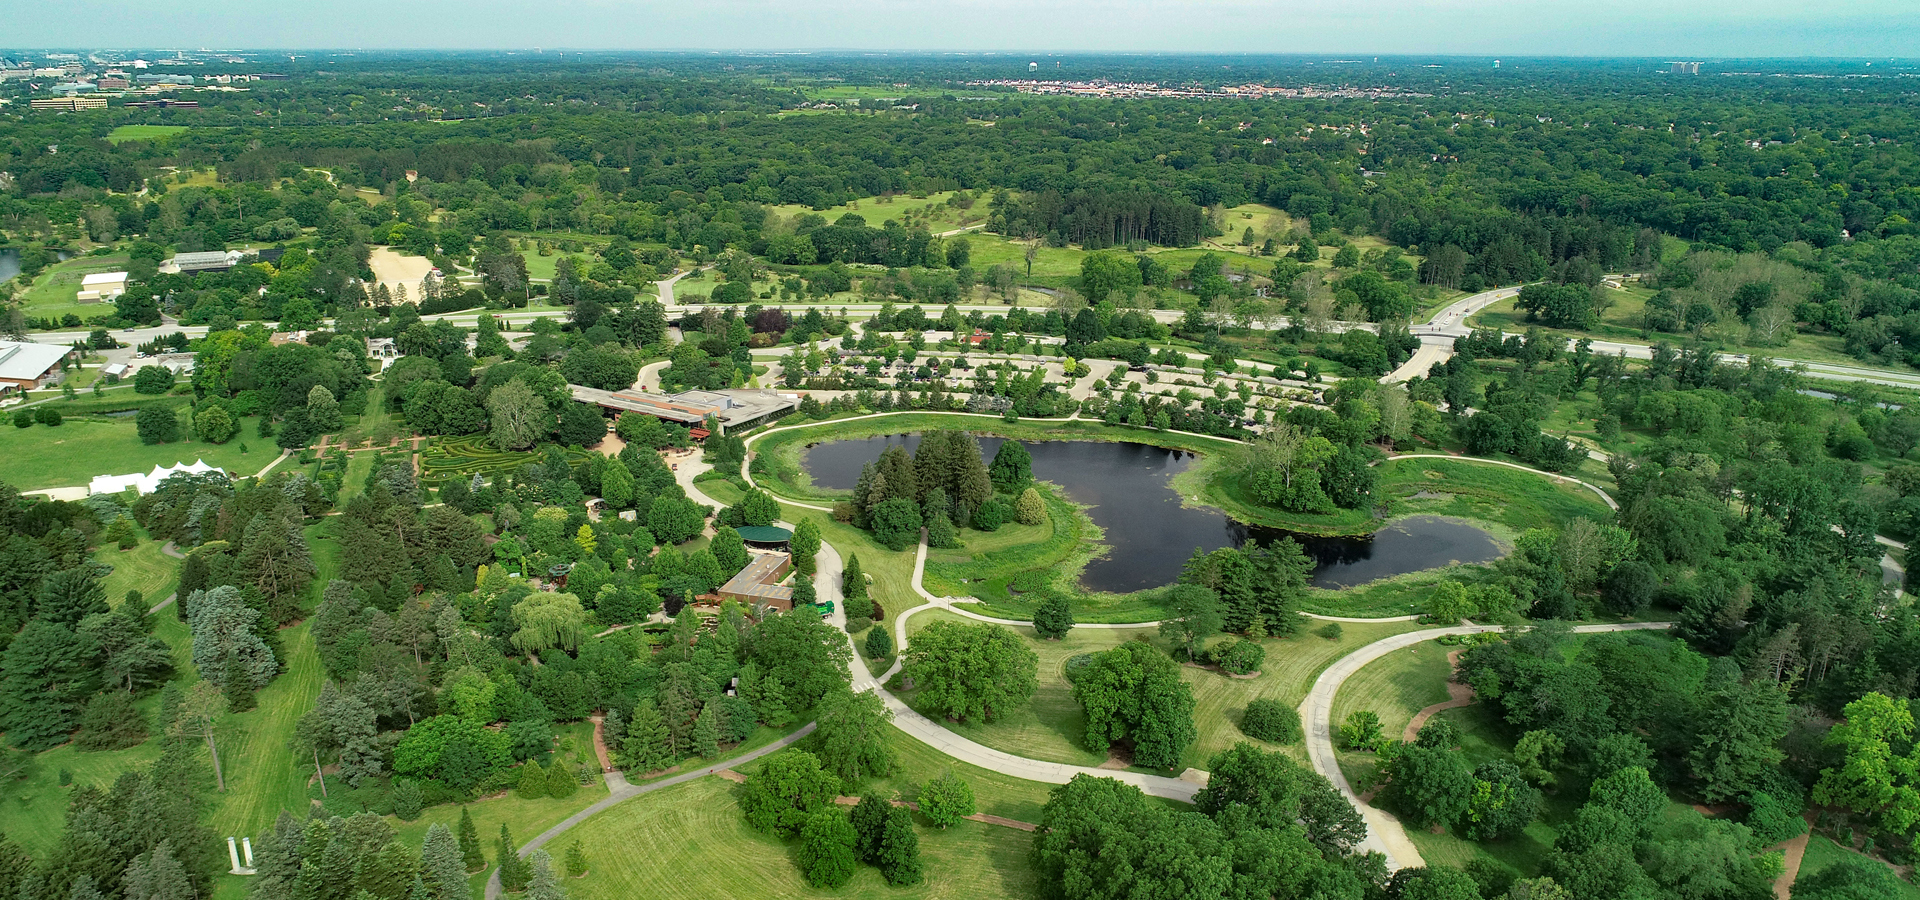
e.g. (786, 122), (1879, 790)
(1493, 60), (1501, 68)
(1669, 61), (1701, 74)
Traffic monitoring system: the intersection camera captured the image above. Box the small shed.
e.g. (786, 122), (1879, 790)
(734, 525), (792, 550)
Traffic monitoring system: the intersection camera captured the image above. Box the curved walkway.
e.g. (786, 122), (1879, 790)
(481, 723), (817, 900)
(1299, 620), (1672, 870)
(1387, 453), (1619, 511)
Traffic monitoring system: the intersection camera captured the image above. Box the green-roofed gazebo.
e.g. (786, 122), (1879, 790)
(735, 525), (793, 548)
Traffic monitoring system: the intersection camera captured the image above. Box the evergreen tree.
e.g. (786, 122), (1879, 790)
(66, 876), (104, 900)
(495, 825), (529, 893)
(796, 809), (858, 889)
(876, 805), (924, 886)
(79, 601), (173, 693)
(0, 619), (100, 749)
(122, 840), (196, 900)
(1013, 487), (1046, 526)
(234, 504), (317, 624)
(790, 519), (821, 577)
(926, 512), (959, 549)
(419, 824), (467, 900)
(523, 850), (564, 900)
(74, 688), (149, 751)
(457, 808), (486, 873)
(710, 525), (747, 574)
(563, 839), (588, 879)
(850, 793), (891, 862)
(224, 653), (257, 712)
(692, 702), (721, 758)
(620, 700), (671, 773)
(545, 760), (577, 799)
(989, 440), (1033, 491)
(187, 586), (278, 690)
(34, 567), (108, 626)
(515, 762), (547, 799)
(864, 626), (893, 660)
(842, 554), (868, 601)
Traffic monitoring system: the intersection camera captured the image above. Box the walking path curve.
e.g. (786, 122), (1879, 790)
(1299, 620), (1673, 871)
(1386, 453), (1619, 511)
(481, 723), (817, 900)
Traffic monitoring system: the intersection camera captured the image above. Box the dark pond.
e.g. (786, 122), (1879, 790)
(802, 434), (1506, 593)
(0, 248), (71, 284)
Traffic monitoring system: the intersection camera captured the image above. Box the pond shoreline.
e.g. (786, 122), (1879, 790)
(794, 426), (1516, 599)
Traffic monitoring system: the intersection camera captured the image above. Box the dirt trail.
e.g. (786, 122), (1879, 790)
(1770, 819), (1815, 900)
(1402, 649), (1472, 741)
(588, 716), (614, 773)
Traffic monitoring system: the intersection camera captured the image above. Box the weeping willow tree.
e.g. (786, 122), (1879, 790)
(509, 591), (589, 654)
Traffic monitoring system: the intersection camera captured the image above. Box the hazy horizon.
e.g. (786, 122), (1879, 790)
(6, 0), (1918, 59)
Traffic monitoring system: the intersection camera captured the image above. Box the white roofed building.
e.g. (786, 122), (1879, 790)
(0, 340), (75, 394)
(78, 271), (128, 301)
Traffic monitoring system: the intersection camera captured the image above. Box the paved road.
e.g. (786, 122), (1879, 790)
(1299, 620), (1673, 870)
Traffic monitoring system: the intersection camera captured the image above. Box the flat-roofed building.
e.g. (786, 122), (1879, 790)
(77, 271), (128, 301)
(567, 386), (797, 434)
(0, 340), (75, 393)
(716, 553), (795, 609)
(29, 96), (107, 111)
(160, 250), (244, 275)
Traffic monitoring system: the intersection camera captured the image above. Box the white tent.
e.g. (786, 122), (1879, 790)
(88, 459), (226, 496)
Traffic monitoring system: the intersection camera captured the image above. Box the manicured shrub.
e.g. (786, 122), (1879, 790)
(1239, 698), (1302, 744)
(1210, 638), (1265, 675)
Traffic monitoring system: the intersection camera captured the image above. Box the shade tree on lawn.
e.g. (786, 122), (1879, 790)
(902, 620), (1039, 724)
(1072, 640), (1196, 770)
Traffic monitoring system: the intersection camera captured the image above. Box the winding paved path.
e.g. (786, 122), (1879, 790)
(1298, 620), (1673, 870)
(481, 724), (817, 900)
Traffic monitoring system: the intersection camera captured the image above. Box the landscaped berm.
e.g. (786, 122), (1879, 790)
(0, 44), (1916, 900)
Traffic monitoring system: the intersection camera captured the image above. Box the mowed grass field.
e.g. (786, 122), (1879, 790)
(1796, 835), (1920, 900)
(1329, 638), (1456, 746)
(895, 609), (1426, 773)
(0, 416), (268, 490)
(558, 776), (1037, 900)
(18, 253), (132, 321)
(767, 190), (983, 234)
(106, 124), (189, 144)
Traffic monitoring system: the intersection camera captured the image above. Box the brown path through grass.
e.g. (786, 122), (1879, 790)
(1402, 648), (1471, 742)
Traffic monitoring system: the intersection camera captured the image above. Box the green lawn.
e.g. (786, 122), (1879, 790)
(1329, 638), (1456, 747)
(19, 253), (132, 322)
(1796, 835), (1920, 900)
(106, 124), (189, 144)
(0, 416), (267, 491)
(206, 620), (324, 840)
(833, 727), (1063, 824)
(1187, 618), (1426, 770)
(97, 533), (180, 607)
(893, 609), (1425, 774)
(897, 609), (1123, 769)
(767, 191), (982, 234)
(557, 776), (1036, 900)
(1181, 455), (1614, 538)
(1468, 287), (1874, 369)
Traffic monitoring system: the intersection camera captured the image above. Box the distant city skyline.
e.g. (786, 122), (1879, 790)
(5, 0), (1919, 58)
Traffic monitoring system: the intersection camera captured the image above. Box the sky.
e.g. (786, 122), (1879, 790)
(7, 0), (1919, 58)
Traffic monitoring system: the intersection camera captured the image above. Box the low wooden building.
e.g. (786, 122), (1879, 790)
(717, 552), (794, 610)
